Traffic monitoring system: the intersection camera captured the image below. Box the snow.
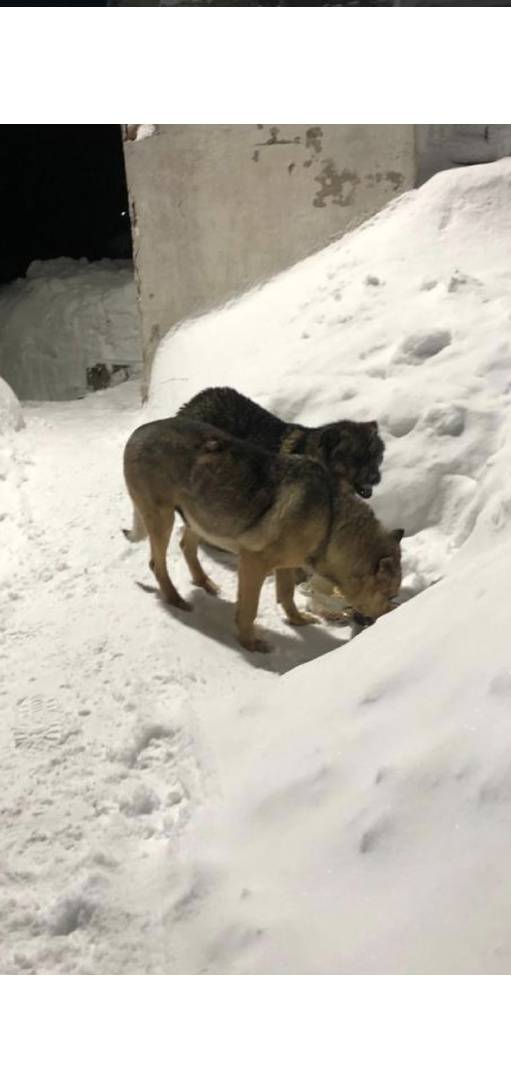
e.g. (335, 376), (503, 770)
(135, 124), (156, 141)
(0, 379), (24, 589)
(3, 158), (511, 973)
(0, 376), (24, 434)
(0, 258), (141, 402)
(167, 538), (511, 974)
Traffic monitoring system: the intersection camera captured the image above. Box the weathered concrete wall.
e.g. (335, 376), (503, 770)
(123, 125), (416, 396)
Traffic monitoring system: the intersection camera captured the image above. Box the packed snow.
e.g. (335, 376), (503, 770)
(0, 376), (24, 434)
(2, 158), (511, 973)
(0, 259), (141, 402)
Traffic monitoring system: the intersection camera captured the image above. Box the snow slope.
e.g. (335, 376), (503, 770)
(0, 377), (24, 435)
(0, 259), (141, 402)
(0, 379), (25, 589)
(0, 383), (350, 975)
(2, 159), (511, 973)
(150, 157), (511, 591)
(166, 531), (511, 974)
(147, 158), (511, 972)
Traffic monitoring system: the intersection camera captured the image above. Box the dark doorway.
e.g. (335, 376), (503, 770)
(0, 125), (131, 286)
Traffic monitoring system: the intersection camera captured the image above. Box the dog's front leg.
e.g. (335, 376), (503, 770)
(275, 568), (319, 626)
(236, 551), (271, 652)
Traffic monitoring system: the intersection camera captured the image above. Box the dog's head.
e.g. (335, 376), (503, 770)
(325, 526), (404, 620)
(319, 420), (385, 499)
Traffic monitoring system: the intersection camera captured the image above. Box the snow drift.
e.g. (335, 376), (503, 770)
(145, 159), (511, 972)
(0, 259), (141, 402)
(0, 376), (24, 435)
(0, 378), (24, 588)
(165, 531), (511, 974)
(150, 157), (511, 593)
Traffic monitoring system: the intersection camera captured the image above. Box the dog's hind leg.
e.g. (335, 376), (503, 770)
(146, 506), (192, 611)
(236, 551), (271, 652)
(123, 503), (147, 543)
(275, 568), (319, 626)
(179, 527), (220, 595)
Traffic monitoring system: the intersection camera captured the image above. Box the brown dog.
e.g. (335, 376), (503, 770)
(123, 417), (402, 652)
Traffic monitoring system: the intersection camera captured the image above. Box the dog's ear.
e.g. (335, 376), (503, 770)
(390, 528), (405, 543)
(376, 555), (395, 580)
(320, 425), (348, 459)
(368, 421), (385, 456)
(319, 426), (339, 452)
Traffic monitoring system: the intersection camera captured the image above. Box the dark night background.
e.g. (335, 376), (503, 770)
(13, 2), (511, 8)
(167, 2), (511, 7)
(0, 125), (131, 287)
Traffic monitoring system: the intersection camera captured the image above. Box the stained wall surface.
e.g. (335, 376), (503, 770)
(123, 124), (417, 394)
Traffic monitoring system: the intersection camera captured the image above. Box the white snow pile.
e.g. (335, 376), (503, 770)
(0, 258), (141, 402)
(0, 375), (24, 435)
(142, 159), (511, 972)
(0, 378), (24, 588)
(135, 124), (156, 141)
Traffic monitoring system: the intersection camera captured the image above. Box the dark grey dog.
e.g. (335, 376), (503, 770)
(178, 386), (384, 500)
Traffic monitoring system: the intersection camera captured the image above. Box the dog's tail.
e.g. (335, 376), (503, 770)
(122, 504), (147, 543)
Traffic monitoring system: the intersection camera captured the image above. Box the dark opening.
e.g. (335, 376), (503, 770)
(0, 124), (131, 287)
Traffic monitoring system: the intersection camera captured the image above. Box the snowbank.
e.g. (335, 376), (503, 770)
(144, 159), (511, 972)
(149, 157), (511, 592)
(0, 378), (24, 588)
(0, 376), (24, 434)
(0, 259), (141, 402)
(164, 527), (511, 974)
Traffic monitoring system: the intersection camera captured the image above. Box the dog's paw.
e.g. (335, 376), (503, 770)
(177, 597), (193, 612)
(240, 636), (272, 654)
(197, 576), (220, 596)
(286, 610), (320, 626)
(167, 593), (193, 612)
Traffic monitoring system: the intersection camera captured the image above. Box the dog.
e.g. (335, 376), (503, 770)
(123, 417), (403, 653)
(177, 386), (385, 500)
(178, 386), (386, 612)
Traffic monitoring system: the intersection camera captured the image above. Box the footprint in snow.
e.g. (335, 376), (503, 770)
(359, 815), (392, 854)
(423, 403), (465, 437)
(116, 722), (176, 768)
(489, 671), (511, 696)
(394, 329), (452, 365)
(44, 874), (106, 936)
(118, 783), (161, 817)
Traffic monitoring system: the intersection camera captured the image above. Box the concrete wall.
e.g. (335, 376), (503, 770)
(123, 124), (416, 396)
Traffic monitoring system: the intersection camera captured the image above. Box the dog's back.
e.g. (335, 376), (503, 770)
(178, 386), (384, 500)
(123, 415), (327, 549)
(178, 387), (290, 452)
